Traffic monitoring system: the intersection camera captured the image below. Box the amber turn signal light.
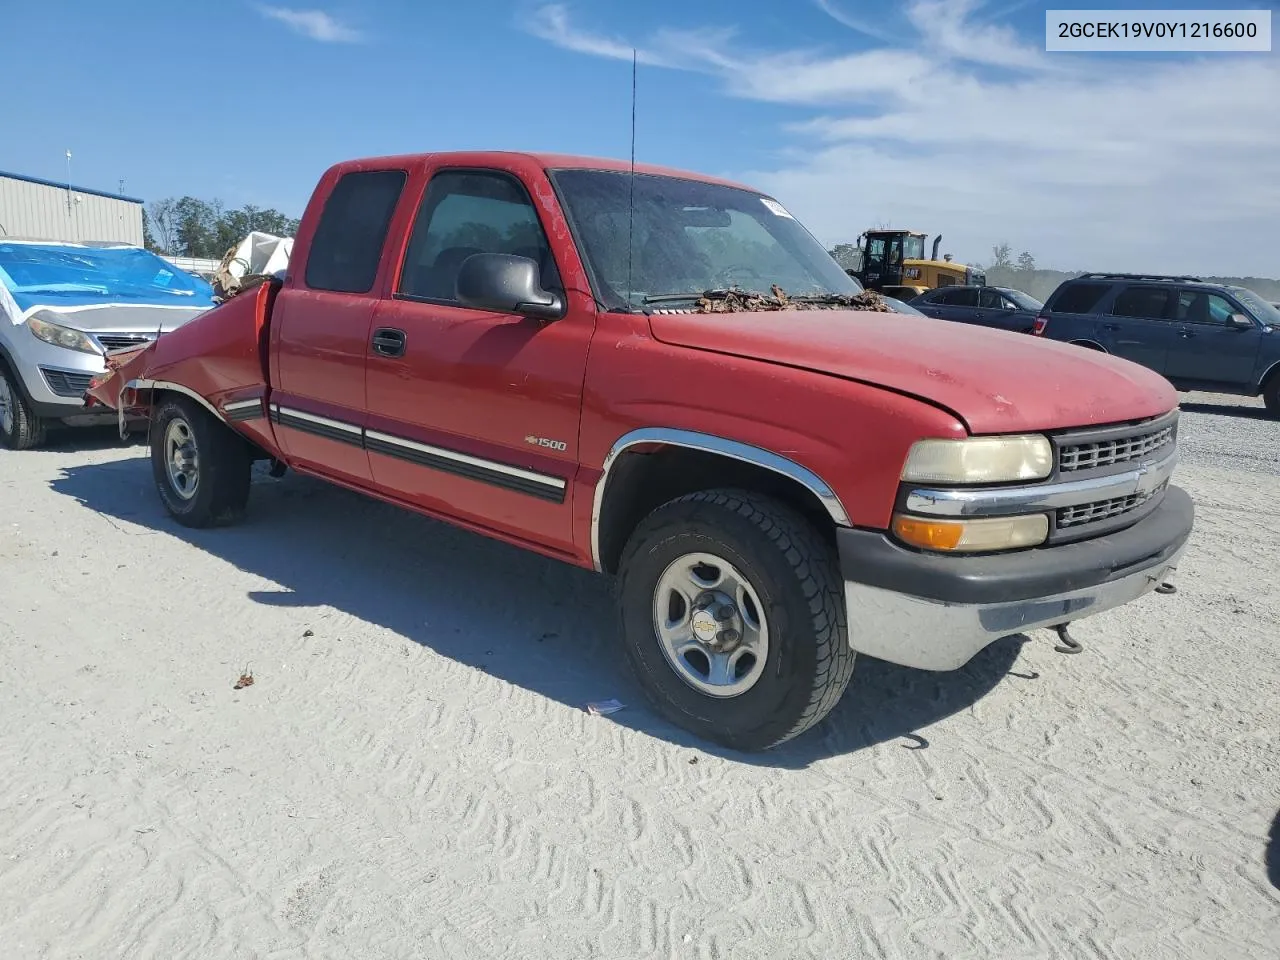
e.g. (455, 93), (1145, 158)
(891, 512), (1049, 552)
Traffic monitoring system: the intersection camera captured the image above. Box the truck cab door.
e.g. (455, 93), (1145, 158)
(270, 168), (408, 486)
(364, 165), (595, 557)
(1164, 290), (1263, 387)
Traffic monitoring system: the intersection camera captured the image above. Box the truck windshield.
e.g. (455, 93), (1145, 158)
(549, 168), (863, 311)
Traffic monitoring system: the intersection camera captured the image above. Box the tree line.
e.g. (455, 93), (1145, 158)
(143, 198), (300, 260)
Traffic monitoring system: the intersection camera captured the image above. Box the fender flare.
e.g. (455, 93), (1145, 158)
(589, 426), (852, 571)
(128, 378), (227, 423)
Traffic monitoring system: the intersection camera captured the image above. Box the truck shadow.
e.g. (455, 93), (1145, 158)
(1178, 401), (1273, 421)
(50, 459), (1029, 769)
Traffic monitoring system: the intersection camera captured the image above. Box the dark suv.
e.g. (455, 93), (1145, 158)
(1034, 273), (1280, 414)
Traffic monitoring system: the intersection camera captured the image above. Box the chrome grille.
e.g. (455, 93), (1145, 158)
(40, 368), (95, 398)
(1057, 481), (1167, 528)
(95, 333), (156, 352)
(1058, 424), (1174, 472)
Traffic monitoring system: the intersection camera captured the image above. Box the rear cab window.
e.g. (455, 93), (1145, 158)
(1047, 282), (1110, 314)
(304, 169), (408, 294)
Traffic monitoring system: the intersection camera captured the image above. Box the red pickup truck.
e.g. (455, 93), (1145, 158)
(86, 151), (1193, 751)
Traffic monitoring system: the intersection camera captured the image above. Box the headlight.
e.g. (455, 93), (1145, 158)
(901, 435), (1053, 484)
(27, 313), (102, 355)
(892, 512), (1049, 552)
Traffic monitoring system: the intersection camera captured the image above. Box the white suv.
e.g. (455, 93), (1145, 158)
(0, 240), (215, 449)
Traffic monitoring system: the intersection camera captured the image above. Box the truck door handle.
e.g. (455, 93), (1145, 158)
(1179, 330), (1196, 338)
(371, 328), (406, 357)
(1101, 323), (1120, 331)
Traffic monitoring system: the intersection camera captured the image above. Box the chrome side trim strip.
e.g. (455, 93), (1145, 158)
(590, 427), (852, 572)
(276, 405), (362, 436)
(365, 429), (566, 491)
(223, 399), (262, 414)
(904, 448), (1179, 518)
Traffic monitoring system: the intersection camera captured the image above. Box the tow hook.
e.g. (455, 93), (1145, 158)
(1052, 623), (1083, 654)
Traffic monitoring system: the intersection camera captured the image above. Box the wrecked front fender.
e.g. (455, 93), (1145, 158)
(84, 344), (158, 437)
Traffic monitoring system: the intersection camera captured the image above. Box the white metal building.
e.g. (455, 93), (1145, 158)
(0, 170), (145, 246)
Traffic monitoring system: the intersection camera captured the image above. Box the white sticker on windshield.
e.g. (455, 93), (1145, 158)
(760, 198), (795, 219)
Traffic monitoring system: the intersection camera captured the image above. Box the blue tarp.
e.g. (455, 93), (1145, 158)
(0, 242), (216, 319)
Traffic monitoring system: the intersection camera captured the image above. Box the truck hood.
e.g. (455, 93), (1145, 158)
(647, 309), (1177, 433)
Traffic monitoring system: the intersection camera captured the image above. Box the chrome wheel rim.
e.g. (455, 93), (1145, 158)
(164, 418), (199, 500)
(652, 551), (769, 698)
(0, 373), (13, 436)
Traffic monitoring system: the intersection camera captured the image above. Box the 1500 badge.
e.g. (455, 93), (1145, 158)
(525, 435), (568, 452)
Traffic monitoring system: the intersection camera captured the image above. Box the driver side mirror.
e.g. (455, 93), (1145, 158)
(1227, 312), (1254, 330)
(455, 253), (565, 322)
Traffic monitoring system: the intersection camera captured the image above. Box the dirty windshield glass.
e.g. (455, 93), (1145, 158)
(549, 169), (862, 311)
(1229, 286), (1280, 326)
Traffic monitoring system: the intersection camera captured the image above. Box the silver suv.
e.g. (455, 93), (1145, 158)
(0, 240), (215, 449)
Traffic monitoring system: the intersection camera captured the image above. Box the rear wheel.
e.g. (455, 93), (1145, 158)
(616, 488), (855, 751)
(0, 365), (47, 450)
(150, 395), (251, 527)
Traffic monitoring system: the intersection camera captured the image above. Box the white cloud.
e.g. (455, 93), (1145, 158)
(526, 2), (1280, 276)
(256, 6), (363, 43)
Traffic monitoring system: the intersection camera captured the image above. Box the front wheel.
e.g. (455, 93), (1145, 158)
(0, 365), (47, 450)
(150, 395), (251, 527)
(616, 489), (855, 751)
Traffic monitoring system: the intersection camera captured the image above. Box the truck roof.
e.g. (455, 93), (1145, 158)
(321, 151), (760, 194)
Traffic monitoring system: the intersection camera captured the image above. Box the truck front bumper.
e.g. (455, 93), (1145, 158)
(837, 484), (1194, 671)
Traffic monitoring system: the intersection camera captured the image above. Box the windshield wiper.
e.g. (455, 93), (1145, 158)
(642, 288), (739, 304)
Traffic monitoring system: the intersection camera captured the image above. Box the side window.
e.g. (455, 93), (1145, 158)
(1111, 286), (1173, 320)
(930, 288), (959, 305)
(1176, 291), (1239, 325)
(978, 288), (1004, 308)
(1048, 282), (1110, 314)
(305, 170), (407, 293)
(398, 170), (561, 302)
(1206, 294), (1238, 324)
(950, 287), (980, 307)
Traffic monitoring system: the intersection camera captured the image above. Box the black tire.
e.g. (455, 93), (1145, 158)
(0, 364), (48, 450)
(150, 394), (251, 527)
(616, 488), (855, 751)
(1262, 375), (1280, 417)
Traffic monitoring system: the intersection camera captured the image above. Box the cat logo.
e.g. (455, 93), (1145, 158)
(525, 435), (568, 452)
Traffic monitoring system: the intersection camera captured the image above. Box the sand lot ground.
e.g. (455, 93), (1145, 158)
(1, 391), (1277, 959)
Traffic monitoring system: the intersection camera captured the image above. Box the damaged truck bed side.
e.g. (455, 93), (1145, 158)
(84, 150), (1194, 751)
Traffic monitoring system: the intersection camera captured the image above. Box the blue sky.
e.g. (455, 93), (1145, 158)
(3, 1), (1277, 275)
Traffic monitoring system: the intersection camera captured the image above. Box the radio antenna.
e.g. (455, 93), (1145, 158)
(625, 47), (637, 311)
